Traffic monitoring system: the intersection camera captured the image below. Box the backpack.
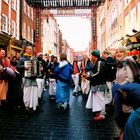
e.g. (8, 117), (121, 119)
(123, 59), (140, 83)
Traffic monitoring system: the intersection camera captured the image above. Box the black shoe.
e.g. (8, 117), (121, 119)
(35, 106), (43, 113)
(25, 108), (34, 114)
(50, 95), (55, 100)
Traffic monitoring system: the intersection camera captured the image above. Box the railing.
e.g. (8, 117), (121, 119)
(25, 0), (104, 9)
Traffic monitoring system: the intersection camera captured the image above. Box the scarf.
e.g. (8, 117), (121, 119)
(23, 53), (32, 60)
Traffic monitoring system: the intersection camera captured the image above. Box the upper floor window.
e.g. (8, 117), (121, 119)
(11, 20), (16, 37)
(138, 2), (140, 31)
(130, 8), (136, 33)
(31, 8), (33, 20)
(24, 0), (26, 13)
(23, 22), (26, 39)
(11, 0), (16, 10)
(125, 14), (130, 34)
(27, 5), (30, 17)
(1, 14), (8, 33)
(31, 29), (33, 43)
(28, 26), (30, 41)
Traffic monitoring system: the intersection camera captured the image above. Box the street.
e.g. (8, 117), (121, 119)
(0, 89), (120, 140)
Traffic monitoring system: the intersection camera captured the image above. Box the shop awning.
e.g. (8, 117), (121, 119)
(126, 43), (140, 50)
(126, 32), (140, 50)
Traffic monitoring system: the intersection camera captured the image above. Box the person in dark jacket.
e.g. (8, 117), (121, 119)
(36, 53), (46, 104)
(7, 56), (23, 109)
(47, 55), (59, 100)
(86, 50), (107, 121)
(16, 46), (39, 114)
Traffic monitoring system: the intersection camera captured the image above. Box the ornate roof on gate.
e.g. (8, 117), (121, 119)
(25, 0), (104, 9)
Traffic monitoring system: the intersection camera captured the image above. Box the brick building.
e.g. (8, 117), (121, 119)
(0, 0), (22, 57)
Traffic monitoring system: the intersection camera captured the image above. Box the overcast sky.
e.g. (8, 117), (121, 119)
(55, 17), (91, 51)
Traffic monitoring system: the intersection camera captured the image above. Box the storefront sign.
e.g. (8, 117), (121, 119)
(36, 17), (39, 37)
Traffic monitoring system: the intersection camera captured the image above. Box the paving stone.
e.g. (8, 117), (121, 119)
(0, 89), (120, 140)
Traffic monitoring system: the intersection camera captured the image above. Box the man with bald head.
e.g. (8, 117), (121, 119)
(16, 46), (41, 114)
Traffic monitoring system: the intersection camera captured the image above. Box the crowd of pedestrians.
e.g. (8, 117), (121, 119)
(0, 45), (140, 140)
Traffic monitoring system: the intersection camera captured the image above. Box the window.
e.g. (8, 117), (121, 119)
(11, 0), (16, 10)
(2, 14), (8, 33)
(23, 22), (26, 39)
(138, 2), (140, 31)
(31, 29), (33, 43)
(11, 20), (16, 37)
(28, 26), (30, 41)
(27, 5), (30, 17)
(31, 8), (33, 20)
(125, 14), (130, 34)
(130, 8), (136, 33)
(24, 0), (26, 13)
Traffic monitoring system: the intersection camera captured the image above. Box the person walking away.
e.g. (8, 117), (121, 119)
(55, 53), (73, 110)
(86, 50), (107, 121)
(71, 56), (81, 96)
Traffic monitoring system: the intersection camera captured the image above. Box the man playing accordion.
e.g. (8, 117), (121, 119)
(16, 46), (42, 114)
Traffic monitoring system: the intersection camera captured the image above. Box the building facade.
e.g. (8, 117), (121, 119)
(0, 0), (36, 57)
(21, 0), (35, 51)
(0, 0), (22, 57)
(41, 11), (59, 56)
(97, 0), (140, 52)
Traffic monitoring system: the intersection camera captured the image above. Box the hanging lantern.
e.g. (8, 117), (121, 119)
(126, 50), (131, 56)
(132, 49), (139, 55)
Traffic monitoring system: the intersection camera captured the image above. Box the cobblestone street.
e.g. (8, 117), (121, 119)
(0, 89), (120, 140)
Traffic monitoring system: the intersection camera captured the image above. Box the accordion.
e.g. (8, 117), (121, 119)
(24, 59), (42, 77)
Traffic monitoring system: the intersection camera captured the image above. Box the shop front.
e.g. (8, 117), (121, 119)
(0, 32), (23, 58)
(125, 32), (140, 60)
(0, 32), (10, 54)
(7, 38), (23, 59)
